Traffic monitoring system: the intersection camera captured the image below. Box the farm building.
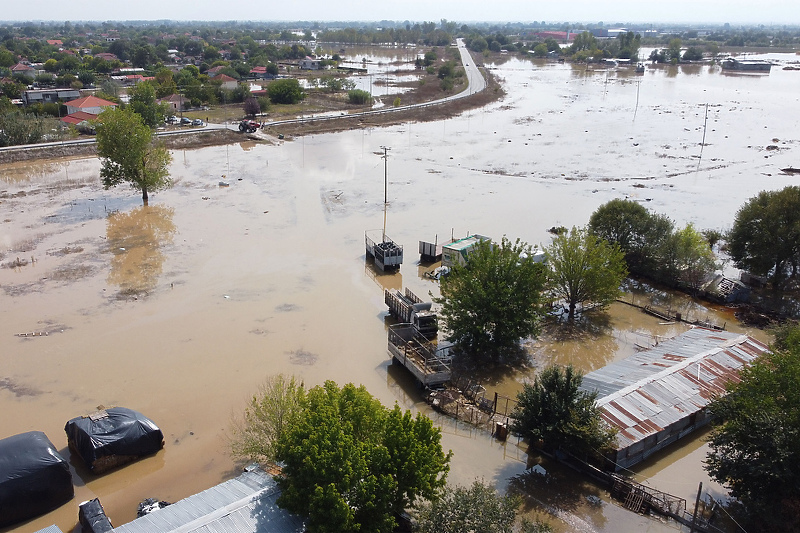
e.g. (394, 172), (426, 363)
(579, 327), (769, 471)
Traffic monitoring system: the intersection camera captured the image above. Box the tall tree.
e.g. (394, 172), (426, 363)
(275, 381), (450, 533)
(545, 226), (627, 319)
(128, 81), (168, 128)
(728, 186), (800, 290)
(705, 328), (800, 532)
(510, 365), (615, 456)
(434, 237), (547, 363)
(95, 107), (172, 204)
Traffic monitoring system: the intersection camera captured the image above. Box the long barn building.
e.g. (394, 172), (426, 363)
(579, 327), (769, 471)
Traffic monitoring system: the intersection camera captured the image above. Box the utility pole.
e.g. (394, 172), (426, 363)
(380, 146), (390, 204)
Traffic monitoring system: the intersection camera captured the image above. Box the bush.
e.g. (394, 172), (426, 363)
(347, 89), (372, 105)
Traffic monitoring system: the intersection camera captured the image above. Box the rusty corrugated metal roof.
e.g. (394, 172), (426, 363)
(580, 327), (769, 451)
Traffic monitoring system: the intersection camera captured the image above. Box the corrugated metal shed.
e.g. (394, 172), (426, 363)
(112, 467), (304, 533)
(580, 327), (769, 454)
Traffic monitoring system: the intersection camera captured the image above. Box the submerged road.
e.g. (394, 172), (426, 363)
(0, 39), (487, 153)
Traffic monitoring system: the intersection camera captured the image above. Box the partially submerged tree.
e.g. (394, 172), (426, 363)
(705, 327), (800, 531)
(671, 223), (718, 292)
(728, 186), (800, 290)
(510, 365), (615, 456)
(434, 237), (547, 363)
(275, 381), (450, 533)
(96, 107), (172, 204)
(545, 226), (627, 319)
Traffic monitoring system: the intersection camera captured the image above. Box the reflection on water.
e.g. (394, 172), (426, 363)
(105, 204), (176, 297)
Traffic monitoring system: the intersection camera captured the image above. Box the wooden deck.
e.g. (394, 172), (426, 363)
(388, 324), (452, 387)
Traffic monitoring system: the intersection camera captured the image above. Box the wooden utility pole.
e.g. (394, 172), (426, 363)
(689, 481), (703, 533)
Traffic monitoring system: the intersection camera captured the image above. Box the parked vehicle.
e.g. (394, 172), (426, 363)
(166, 115), (179, 125)
(180, 117), (192, 125)
(192, 119), (204, 126)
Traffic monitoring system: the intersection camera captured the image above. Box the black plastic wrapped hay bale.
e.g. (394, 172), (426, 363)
(0, 431), (74, 527)
(79, 498), (114, 532)
(65, 407), (164, 474)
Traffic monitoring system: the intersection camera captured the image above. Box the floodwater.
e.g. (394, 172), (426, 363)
(2, 54), (799, 533)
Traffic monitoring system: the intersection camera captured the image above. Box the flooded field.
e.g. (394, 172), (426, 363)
(1, 54), (798, 532)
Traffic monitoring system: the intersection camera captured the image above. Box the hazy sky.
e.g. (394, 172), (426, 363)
(2, 0), (798, 26)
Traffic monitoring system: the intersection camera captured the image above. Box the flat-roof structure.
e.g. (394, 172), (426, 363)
(579, 327), (769, 471)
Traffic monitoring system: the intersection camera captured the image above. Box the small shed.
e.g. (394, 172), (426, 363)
(65, 407), (164, 474)
(0, 431), (74, 527)
(701, 274), (750, 303)
(579, 328), (769, 471)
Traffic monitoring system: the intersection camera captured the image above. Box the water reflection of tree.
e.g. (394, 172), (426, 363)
(508, 460), (607, 532)
(533, 313), (617, 373)
(106, 204), (176, 297)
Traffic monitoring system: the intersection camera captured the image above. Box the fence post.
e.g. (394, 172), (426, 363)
(493, 392), (498, 413)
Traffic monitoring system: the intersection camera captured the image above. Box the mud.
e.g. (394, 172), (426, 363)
(1, 52), (797, 533)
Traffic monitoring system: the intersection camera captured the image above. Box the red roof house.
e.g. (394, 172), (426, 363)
(64, 95), (117, 115)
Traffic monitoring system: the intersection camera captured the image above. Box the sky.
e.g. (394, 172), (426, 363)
(2, 0), (799, 26)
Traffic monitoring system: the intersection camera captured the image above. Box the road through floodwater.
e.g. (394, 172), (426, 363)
(1, 51), (798, 532)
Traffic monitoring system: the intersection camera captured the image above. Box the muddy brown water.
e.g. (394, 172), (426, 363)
(1, 55), (797, 532)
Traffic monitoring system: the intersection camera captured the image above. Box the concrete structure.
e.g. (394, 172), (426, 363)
(579, 328), (769, 471)
(10, 63), (36, 79)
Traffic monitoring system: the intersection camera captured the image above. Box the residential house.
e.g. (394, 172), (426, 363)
(158, 93), (186, 112)
(46, 39), (63, 47)
(206, 65), (226, 77)
(579, 327), (769, 471)
(10, 63), (36, 79)
(215, 73), (238, 90)
(64, 95), (117, 115)
(249, 65), (275, 79)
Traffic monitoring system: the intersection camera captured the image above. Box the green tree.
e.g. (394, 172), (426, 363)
(230, 374), (305, 465)
(671, 223), (718, 291)
(128, 81), (168, 129)
(667, 38), (683, 62)
(728, 186), (800, 290)
(267, 78), (304, 104)
(545, 226), (627, 319)
(434, 237), (547, 363)
(276, 381), (450, 533)
(682, 46), (703, 61)
(588, 199), (674, 281)
(0, 109), (49, 146)
(533, 43), (548, 57)
(95, 107), (172, 204)
(415, 480), (518, 533)
(705, 330), (800, 532)
(510, 365), (615, 456)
